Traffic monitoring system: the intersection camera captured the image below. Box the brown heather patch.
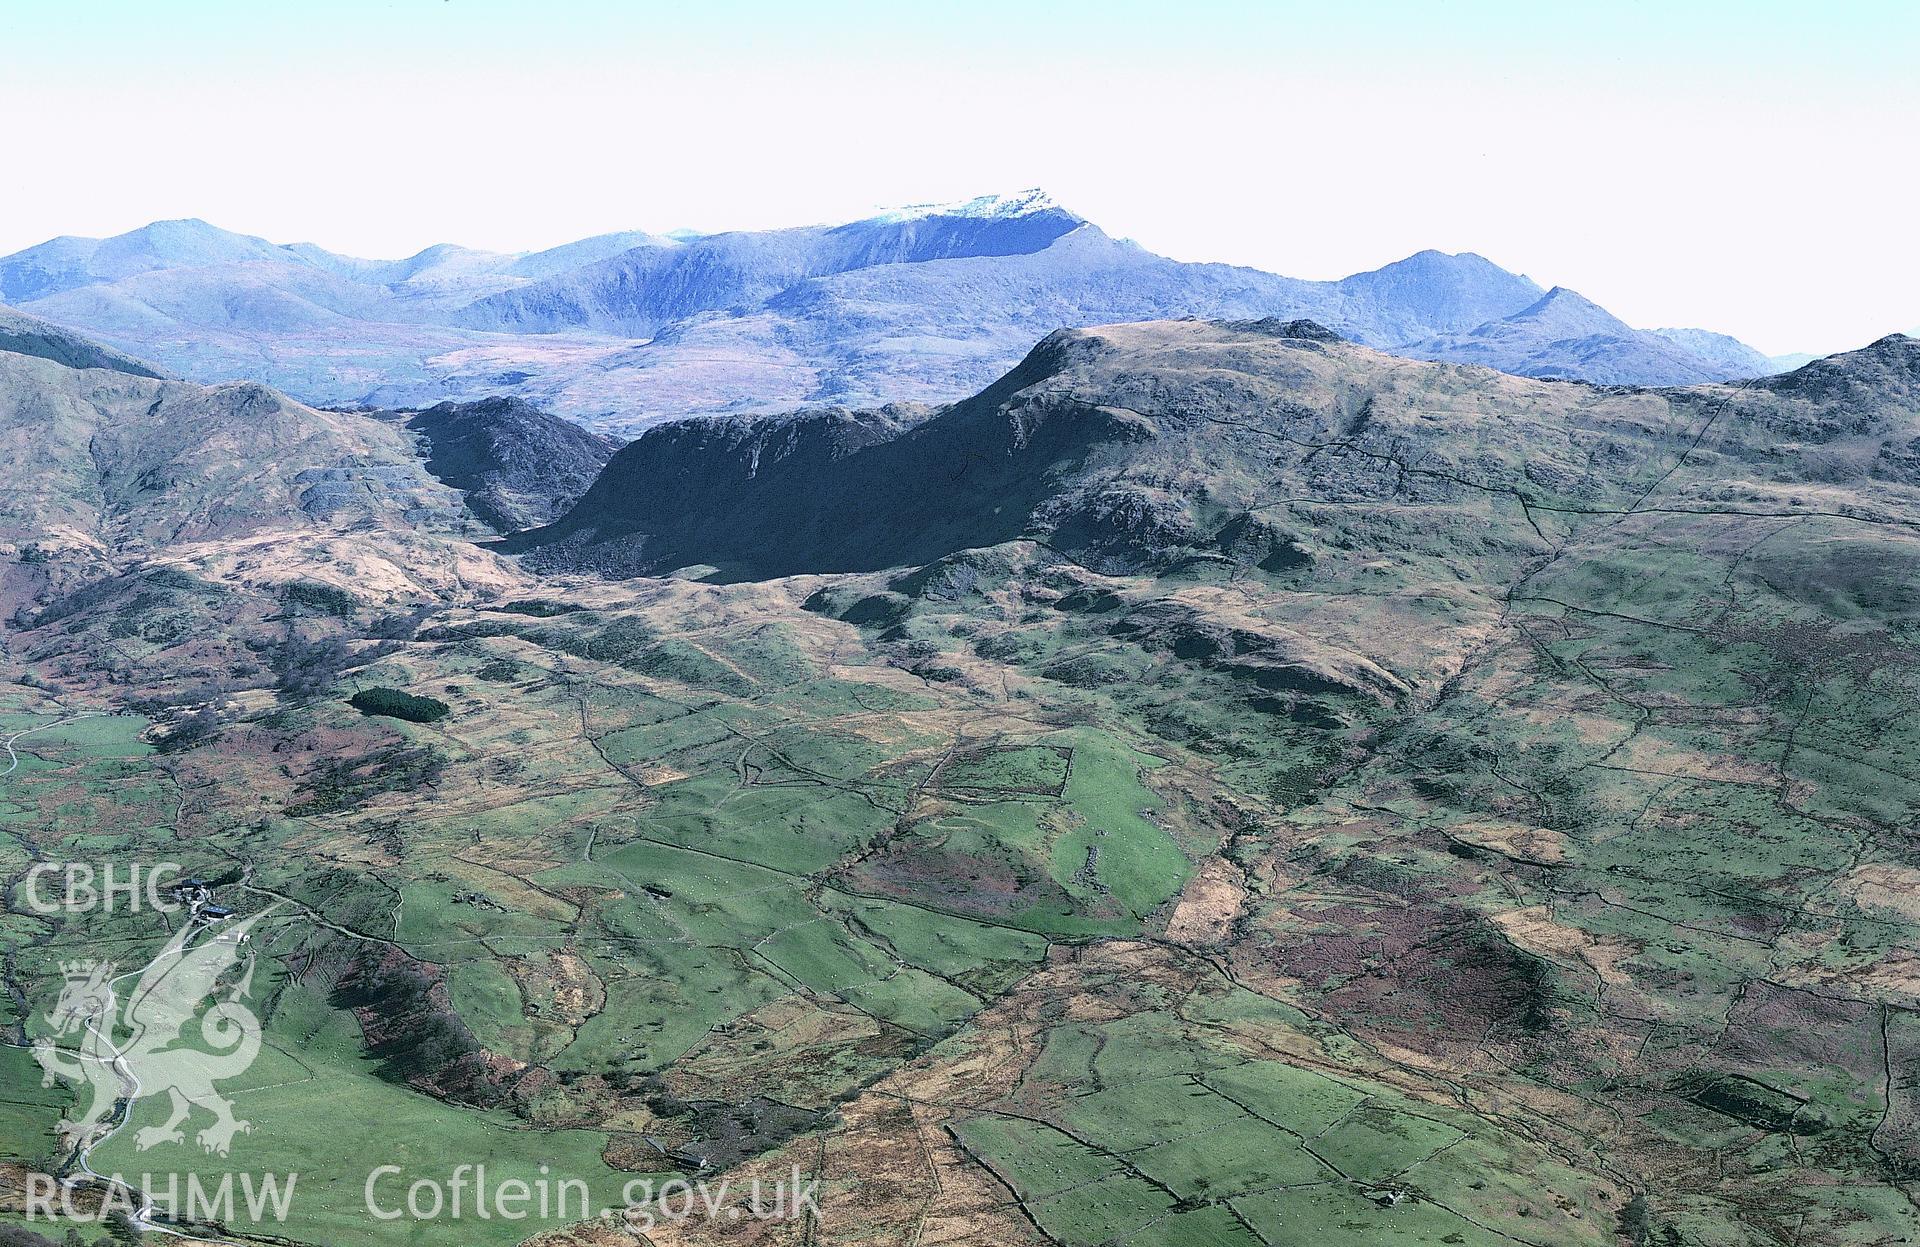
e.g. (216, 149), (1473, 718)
(1837, 950), (1920, 1007)
(1608, 732), (1781, 787)
(1448, 816), (1570, 864)
(1842, 863), (1920, 924)
(507, 949), (606, 1028)
(1162, 856), (1248, 946)
(1490, 904), (1640, 988)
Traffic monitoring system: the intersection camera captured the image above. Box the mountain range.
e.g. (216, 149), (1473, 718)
(513, 316), (1920, 582)
(0, 193), (1797, 432)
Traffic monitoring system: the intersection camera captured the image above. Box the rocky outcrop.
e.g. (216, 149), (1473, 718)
(401, 396), (622, 533)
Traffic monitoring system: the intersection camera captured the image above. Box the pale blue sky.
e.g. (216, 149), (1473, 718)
(1, 0), (1914, 353)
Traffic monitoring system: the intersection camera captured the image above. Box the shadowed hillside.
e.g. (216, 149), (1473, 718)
(0, 303), (166, 378)
(516, 318), (1920, 581)
(396, 396), (622, 532)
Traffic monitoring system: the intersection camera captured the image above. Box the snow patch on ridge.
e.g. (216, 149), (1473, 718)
(865, 189), (1066, 224)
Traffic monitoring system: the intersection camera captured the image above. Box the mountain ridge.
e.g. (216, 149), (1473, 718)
(0, 196), (1789, 428)
(514, 319), (1920, 580)
(0, 303), (168, 379)
(0, 316), (503, 607)
(1396, 286), (1754, 385)
(395, 396), (623, 533)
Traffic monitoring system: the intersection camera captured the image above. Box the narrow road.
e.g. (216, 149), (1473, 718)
(0, 710), (102, 779)
(69, 934), (249, 1243)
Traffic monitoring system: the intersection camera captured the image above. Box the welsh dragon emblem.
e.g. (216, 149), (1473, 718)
(34, 912), (269, 1157)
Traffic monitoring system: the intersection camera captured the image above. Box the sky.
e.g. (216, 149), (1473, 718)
(1, 0), (1915, 356)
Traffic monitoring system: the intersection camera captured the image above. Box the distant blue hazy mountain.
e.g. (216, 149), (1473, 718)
(505, 231), (681, 281)
(456, 195), (1545, 350)
(1398, 287), (1759, 386)
(0, 219), (295, 303)
(0, 194), (1781, 429)
(458, 193), (1096, 335)
(1649, 326), (1784, 378)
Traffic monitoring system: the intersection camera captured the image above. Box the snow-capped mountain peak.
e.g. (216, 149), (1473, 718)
(865, 188), (1070, 225)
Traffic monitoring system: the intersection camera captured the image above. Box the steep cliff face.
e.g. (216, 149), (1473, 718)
(400, 396), (622, 533)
